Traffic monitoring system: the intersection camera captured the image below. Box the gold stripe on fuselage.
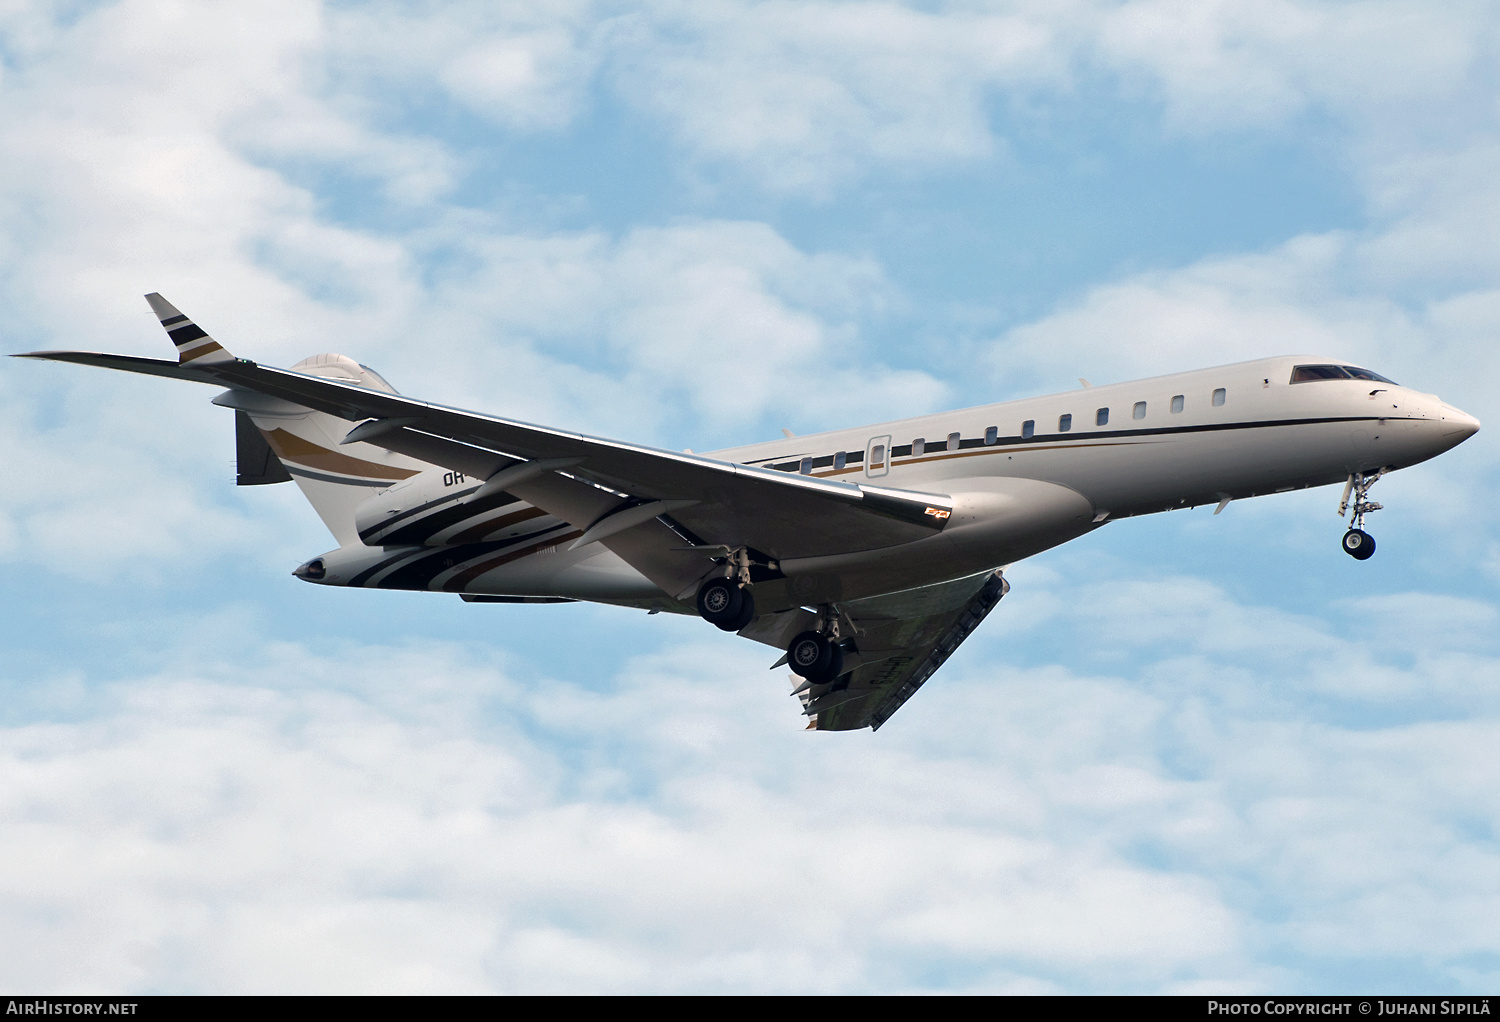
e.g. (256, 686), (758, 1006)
(262, 427), (420, 482)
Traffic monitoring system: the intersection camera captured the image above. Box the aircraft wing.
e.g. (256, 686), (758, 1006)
(17, 351), (955, 601)
(740, 568), (1009, 731)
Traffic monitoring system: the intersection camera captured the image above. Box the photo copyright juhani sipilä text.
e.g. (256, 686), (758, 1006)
(1209, 1002), (1492, 1016)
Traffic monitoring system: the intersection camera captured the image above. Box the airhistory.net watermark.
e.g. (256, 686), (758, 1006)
(6, 1003), (138, 1015)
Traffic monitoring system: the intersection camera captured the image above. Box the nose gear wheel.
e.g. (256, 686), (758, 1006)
(1337, 470), (1386, 559)
(1342, 528), (1376, 560)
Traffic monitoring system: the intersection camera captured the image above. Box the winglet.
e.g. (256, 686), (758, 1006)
(144, 293), (234, 366)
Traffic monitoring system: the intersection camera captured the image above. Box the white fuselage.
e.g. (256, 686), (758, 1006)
(301, 354), (1480, 609)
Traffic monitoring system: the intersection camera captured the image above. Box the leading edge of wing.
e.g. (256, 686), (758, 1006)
(229, 361), (954, 531)
(14, 349), (230, 386)
(18, 348), (954, 543)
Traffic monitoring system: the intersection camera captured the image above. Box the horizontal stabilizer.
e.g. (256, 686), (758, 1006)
(12, 349), (229, 383)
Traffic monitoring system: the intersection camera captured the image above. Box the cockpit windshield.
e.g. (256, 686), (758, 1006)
(1290, 364), (1398, 385)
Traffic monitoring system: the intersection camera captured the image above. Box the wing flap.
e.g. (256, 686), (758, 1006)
(751, 569), (1009, 731)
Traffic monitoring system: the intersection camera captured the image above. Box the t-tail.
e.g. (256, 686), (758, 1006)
(145, 292), (236, 366)
(139, 295), (431, 545)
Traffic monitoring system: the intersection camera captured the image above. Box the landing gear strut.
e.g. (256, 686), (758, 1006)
(1338, 470), (1385, 560)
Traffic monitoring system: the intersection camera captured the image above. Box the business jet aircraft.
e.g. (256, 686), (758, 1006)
(17, 295), (1481, 730)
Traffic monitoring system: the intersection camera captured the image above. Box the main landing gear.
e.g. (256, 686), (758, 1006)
(692, 547), (846, 684)
(787, 630), (844, 684)
(785, 605), (848, 685)
(695, 546), (758, 632)
(697, 576), (755, 631)
(1338, 469), (1386, 560)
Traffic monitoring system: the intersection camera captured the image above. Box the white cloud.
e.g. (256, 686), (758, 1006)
(607, 0), (1063, 194)
(3, 560), (1499, 992)
(986, 233), (1393, 392)
(325, 0), (601, 133)
(403, 218), (944, 437)
(0, 632), (1245, 993)
(1096, 0), (1491, 132)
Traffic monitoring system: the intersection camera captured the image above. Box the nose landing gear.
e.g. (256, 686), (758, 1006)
(1338, 470), (1386, 560)
(1342, 528), (1375, 559)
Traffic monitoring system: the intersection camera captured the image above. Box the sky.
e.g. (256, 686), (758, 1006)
(0, 0), (1498, 994)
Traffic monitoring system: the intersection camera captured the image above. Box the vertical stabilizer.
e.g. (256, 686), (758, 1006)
(144, 292), (235, 366)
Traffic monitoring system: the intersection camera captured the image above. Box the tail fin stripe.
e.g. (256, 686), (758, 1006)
(168, 324), (208, 345)
(179, 341), (226, 362)
(143, 292), (234, 366)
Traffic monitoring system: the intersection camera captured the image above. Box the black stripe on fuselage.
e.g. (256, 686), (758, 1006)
(344, 523), (571, 589)
(371, 524), (573, 591)
(924, 414), (1404, 452)
(377, 489), (530, 546)
(744, 415), (1405, 471)
(346, 546), (426, 588)
(357, 485), (479, 541)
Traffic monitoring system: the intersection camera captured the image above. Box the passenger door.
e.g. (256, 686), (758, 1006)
(865, 434), (891, 478)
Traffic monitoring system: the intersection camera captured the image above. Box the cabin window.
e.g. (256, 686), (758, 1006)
(984, 426), (998, 445)
(833, 452), (846, 470)
(1171, 394), (1184, 413)
(1022, 420), (1035, 439)
(947, 432), (961, 451)
(870, 444), (885, 466)
(1096, 407), (1109, 426)
(1133, 401), (1147, 420)
(1212, 388), (1226, 407)
(799, 457), (813, 474)
(1059, 414), (1072, 432)
(912, 438), (925, 456)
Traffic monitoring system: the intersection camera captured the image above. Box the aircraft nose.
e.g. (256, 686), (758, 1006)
(1439, 403), (1481, 441)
